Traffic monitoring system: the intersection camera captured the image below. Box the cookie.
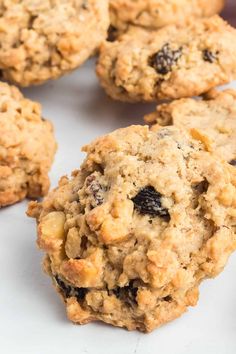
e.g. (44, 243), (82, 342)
(0, 0), (109, 87)
(0, 82), (56, 207)
(27, 125), (236, 332)
(97, 16), (236, 102)
(145, 89), (236, 164)
(109, 0), (225, 35)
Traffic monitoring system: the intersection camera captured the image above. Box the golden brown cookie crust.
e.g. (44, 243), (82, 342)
(109, 0), (225, 33)
(0, 82), (57, 207)
(0, 0), (109, 87)
(28, 125), (236, 332)
(97, 16), (236, 102)
(145, 89), (236, 164)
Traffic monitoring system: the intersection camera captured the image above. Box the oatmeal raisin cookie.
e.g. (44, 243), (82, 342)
(28, 125), (236, 332)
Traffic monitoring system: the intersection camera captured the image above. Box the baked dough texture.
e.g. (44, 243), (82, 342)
(109, 0), (225, 33)
(97, 16), (236, 102)
(0, 0), (109, 86)
(28, 125), (236, 332)
(145, 89), (236, 164)
(0, 81), (57, 207)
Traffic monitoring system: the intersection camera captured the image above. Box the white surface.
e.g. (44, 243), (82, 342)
(1, 59), (236, 354)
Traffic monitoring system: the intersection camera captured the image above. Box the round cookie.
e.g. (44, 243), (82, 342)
(0, 82), (57, 207)
(109, 0), (225, 35)
(28, 125), (236, 332)
(0, 0), (109, 87)
(97, 16), (236, 102)
(145, 89), (236, 164)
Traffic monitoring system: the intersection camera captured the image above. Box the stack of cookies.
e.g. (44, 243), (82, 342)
(1, 0), (236, 333)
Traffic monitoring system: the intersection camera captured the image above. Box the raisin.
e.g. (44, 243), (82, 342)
(163, 295), (172, 302)
(55, 276), (88, 301)
(55, 276), (71, 298)
(128, 285), (138, 300)
(76, 287), (88, 300)
(132, 186), (170, 220)
(149, 43), (182, 75)
(229, 159), (236, 166)
(112, 280), (138, 306)
(86, 174), (106, 206)
(107, 25), (118, 42)
(193, 180), (209, 194)
(112, 287), (121, 298)
(202, 49), (218, 63)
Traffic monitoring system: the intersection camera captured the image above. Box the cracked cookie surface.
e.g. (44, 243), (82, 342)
(0, 0), (109, 86)
(28, 125), (236, 332)
(109, 0), (225, 35)
(0, 81), (56, 207)
(97, 16), (236, 102)
(145, 89), (236, 164)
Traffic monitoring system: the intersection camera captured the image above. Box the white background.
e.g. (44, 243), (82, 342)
(1, 3), (236, 350)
